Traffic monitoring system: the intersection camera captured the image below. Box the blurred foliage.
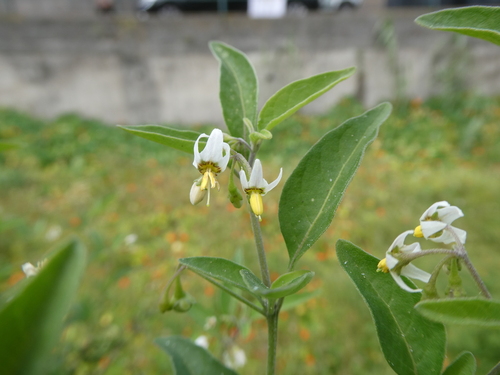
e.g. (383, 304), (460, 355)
(1, 94), (499, 374)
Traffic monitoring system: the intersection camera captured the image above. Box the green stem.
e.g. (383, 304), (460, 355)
(266, 311), (279, 375)
(250, 210), (272, 287)
(446, 225), (492, 299)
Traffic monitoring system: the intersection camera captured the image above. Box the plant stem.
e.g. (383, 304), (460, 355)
(446, 225), (492, 299)
(460, 254), (491, 299)
(250, 210), (272, 287)
(266, 311), (279, 375)
(196, 273), (266, 315)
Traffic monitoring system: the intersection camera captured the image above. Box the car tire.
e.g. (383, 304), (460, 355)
(287, 1), (308, 16)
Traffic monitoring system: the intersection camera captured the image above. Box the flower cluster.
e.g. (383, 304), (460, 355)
(378, 201), (466, 293)
(190, 128), (282, 219)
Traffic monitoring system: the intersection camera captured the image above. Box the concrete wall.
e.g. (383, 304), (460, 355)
(1, 11), (499, 125)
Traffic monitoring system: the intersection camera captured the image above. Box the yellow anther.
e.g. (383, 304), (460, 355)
(249, 191), (264, 218)
(414, 225), (424, 238)
(377, 258), (390, 273)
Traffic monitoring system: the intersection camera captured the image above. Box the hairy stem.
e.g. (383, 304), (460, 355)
(446, 225), (491, 299)
(250, 210), (272, 287)
(266, 311), (279, 375)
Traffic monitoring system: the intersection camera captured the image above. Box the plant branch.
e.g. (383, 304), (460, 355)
(250, 210), (272, 287)
(195, 272), (266, 315)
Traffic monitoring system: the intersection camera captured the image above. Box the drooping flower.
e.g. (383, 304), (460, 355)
(239, 159), (282, 220)
(377, 230), (431, 293)
(194, 335), (209, 349)
(192, 128), (230, 206)
(413, 201), (466, 244)
(22, 260), (46, 278)
(223, 344), (247, 369)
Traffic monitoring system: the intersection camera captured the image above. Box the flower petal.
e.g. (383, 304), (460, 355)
(430, 226), (467, 244)
(390, 271), (422, 293)
(386, 253), (399, 269)
(401, 263), (431, 283)
(239, 170), (249, 190)
(420, 201), (450, 221)
(437, 206), (464, 224)
(192, 133), (208, 168)
(388, 230), (415, 252)
(249, 159), (264, 187)
(420, 221), (447, 237)
(219, 142), (231, 172)
(263, 167), (283, 195)
(201, 129), (224, 162)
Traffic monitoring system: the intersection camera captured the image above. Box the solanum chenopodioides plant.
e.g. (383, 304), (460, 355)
(337, 7), (500, 375)
(120, 41), (391, 374)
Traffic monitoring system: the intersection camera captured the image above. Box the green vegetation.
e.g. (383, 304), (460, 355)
(1, 95), (499, 374)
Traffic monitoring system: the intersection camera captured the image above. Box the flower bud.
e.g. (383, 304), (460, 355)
(190, 180), (206, 205)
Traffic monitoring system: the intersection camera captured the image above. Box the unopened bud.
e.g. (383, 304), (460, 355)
(190, 180), (206, 205)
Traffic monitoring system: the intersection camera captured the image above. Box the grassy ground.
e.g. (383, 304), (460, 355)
(1, 95), (500, 374)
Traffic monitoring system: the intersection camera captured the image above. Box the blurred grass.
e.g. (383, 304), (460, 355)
(1, 94), (500, 374)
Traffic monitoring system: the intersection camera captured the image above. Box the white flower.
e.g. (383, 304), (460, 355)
(239, 159), (282, 220)
(377, 230), (431, 293)
(124, 233), (138, 245)
(194, 335), (209, 349)
(189, 180), (207, 205)
(223, 344), (247, 369)
(414, 201), (466, 244)
(192, 128), (230, 206)
(22, 260), (46, 278)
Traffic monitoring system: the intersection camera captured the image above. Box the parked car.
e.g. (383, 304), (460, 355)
(136, 0), (319, 16)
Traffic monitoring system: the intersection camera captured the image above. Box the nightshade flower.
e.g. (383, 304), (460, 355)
(377, 230), (431, 293)
(239, 159), (282, 220)
(413, 201), (466, 244)
(192, 128), (230, 206)
(22, 260), (46, 278)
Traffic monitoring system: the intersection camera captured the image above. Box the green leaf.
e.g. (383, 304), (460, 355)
(0, 239), (86, 375)
(280, 103), (392, 269)
(156, 336), (238, 375)
(442, 352), (476, 375)
(240, 269), (314, 299)
(257, 67), (356, 131)
(416, 298), (500, 327)
(118, 125), (202, 154)
(179, 257), (258, 294)
(281, 290), (321, 312)
(336, 239), (446, 375)
(210, 41), (258, 139)
(415, 6), (500, 46)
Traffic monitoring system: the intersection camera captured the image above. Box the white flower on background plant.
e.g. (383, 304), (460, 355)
(192, 128), (231, 206)
(22, 260), (46, 278)
(194, 335), (209, 349)
(377, 230), (431, 293)
(124, 233), (138, 246)
(223, 344), (247, 369)
(45, 225), (62, 241)
(413, 201), (466, 244)
(203, 316), (217, 331)
(239, 159), (282, 220)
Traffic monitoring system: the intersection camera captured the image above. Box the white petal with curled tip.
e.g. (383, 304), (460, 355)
(401, 263), (431, 283)
(388, 230), (415, 252)
(390, 271), (423, 293)
(263, 167), (283, 195)
(430, 226), (467, 244)
(192, 133), (209, 167)
(421, 220), (447, 237)
(420, 201), (450, 221)
(437, 205), (464, 224)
